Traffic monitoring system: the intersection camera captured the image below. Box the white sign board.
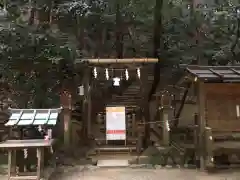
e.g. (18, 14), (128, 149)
(106, 106), (126, 140)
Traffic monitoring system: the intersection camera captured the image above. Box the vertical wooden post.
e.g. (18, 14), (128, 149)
(140, 68), (150, 147)
(161, 108), (170, 146)
(205, 127), (214, 168)
(82, 82), (88, 139)
(197, 81), (206, 170)
(132, 113), (136, 137)
(8, 149), (16, 178)
(194, 113), (200, 167)
(82, 67), (90, 142)
(8, 150), (12, 178)
(36, 148), (43, 180)
(63, 109), (71, 147)
(87, 83), (92, 137)
(61, 90), (72, 148)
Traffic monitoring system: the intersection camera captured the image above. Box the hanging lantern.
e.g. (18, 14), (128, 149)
(93, 67), (97, 78)
(137, 68), (141, 79)
(105, 68), (109, 80)
(125, 69), (129, 80)
(113, 77), (120, 86)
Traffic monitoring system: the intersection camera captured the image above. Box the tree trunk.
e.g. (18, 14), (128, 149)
(174, 82), (191, 127)
(153, 0), (163, 58)
(28, 0), (36, 25)
(115, 0), (123, 58)
(76, 15), (85, 56)
(148, 0), (164, 101)
(231, 18), (240, 65)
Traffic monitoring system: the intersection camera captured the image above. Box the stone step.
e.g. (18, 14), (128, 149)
(97, 159), (129, 167)
(95, 145), (137, 152)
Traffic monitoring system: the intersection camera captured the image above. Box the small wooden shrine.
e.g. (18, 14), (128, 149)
(183, 65), (240, 170)
(1, 108), (62, 180)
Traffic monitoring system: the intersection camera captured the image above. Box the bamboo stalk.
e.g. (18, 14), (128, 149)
(82, 58), (158, 64)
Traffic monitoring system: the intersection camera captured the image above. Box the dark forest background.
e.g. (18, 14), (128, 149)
(0, 0), (239, 108)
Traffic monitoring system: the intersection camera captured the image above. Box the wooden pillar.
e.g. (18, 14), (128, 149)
(160, 107), (170, 146)
(205, 127), (214, 168)
(82, 83), (88, 139)
(160, 92), (172, 146)
(197, 81), (206, 170)
(82, 67), (91, 141)
(194, 113), (200, 167)
(141, 68), (150, 147)
(87, 83), (92, 137)
(61, 90), (72, 148)
(132, 113), (136, 137)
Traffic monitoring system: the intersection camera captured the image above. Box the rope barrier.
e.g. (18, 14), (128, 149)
(138, 113), (196, 125)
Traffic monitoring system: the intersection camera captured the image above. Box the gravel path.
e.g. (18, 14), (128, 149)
(1, 166), (240, 180)
(48, 166), (240, 180)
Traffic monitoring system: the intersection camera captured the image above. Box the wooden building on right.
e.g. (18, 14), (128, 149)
(181, 65), (240, 170)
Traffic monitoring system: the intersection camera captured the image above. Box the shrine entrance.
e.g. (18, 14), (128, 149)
(79, 58), (158, 155)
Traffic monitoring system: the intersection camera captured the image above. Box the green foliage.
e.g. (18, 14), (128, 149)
(0, 0), (240, 107)
(0, 24), (77, 108)
(162, 1), (240, 65)
(54, 0), (240, 65)
(0, 5), (77, 108)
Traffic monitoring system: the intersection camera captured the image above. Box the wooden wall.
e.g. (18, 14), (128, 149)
(205, 83), (240, 132)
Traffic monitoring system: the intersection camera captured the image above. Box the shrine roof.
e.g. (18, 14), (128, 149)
(5, 108), (62, 126)
(185, 65), (240, 82)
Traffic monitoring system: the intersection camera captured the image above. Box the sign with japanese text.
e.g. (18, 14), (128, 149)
(106, 106), (126, 140)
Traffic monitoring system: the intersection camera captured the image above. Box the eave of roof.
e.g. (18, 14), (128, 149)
(185, 65), (240, 82)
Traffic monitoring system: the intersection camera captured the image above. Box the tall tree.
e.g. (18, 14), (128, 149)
(115, 0), (123, 58)
(148, 0), (164, 101)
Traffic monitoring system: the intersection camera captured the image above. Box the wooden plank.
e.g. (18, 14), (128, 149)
(95, 137), (137, 142)
(205, 83), (240, 94)
(95, 146), (136, 151)
(205, 83), (240, 131)
(213, 141), (240, 150)
(10, 176), (37, 180)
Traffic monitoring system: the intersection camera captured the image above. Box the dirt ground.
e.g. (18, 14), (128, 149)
(48, 165), (240, 180)
(1, 165), (240, 180)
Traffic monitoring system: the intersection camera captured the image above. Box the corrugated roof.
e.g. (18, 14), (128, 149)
(185, 66), (240, 81)
(5, 108), (62, 126)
